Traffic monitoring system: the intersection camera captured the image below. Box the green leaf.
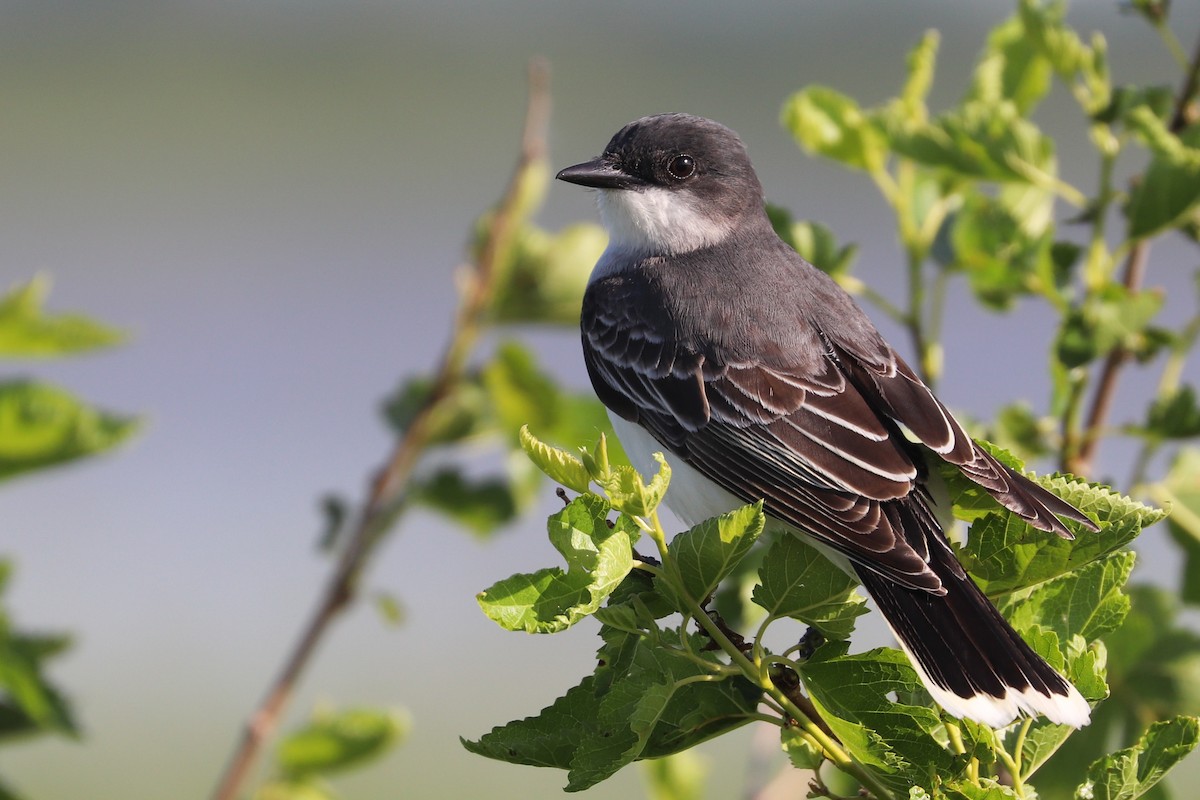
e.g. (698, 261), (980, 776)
(957, 472), (1163, 597)
(1157, 448), (1200, 604)
(476, 495), (636, 633)
(781, 86), (888, 173)
(566, 631), (758, 791)
(967, 14), (1052, 115)
(781, 727), (824, 770)
(277, 707), (407, 778)
(888, 100), (1057, 185)
(484, 341), (564, 436)
(1000, 550), (1135, 644)
(594, 455), (670, 517)
(943, 780), (1020, 800)
(641, 751), (708, 800)
(464, 631), (759, 792)
(766, 208), (859, 279)
(950, 189), (1053, 310)
(381, 375), (492, 445)
(1056, 284), (1166, 367)
(751, 534), (867, 640)
(1077, 716), (1199, 800)
(518, 424), (591, 493)
(1125, 116), (1200, 240)
(0, 276), (124, 357)
(411, 468), (518, 536)
(1145, 386), (1200, 440)
(0, 380), (138, 482)
(801, 648), (961, 790)
(665, 502), (764, 606)
(491, 223), (605, 325)
(462, 675), (603, 770)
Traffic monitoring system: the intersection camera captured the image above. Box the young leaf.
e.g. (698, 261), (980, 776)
(0, 276), (124, 357)
(780, 86), (888, 173)
(665, 502), (765, 606)
(276, 707), (407, 778)
(1077, 716), (1200, 800)
(1144, 386), (1200, 440)
(518, 424), (591, 493)
(476, 495), (635, 633)
(0, 380), (139, 482)
(966, 14), (1052, 115)
(751, 533), (868, 640)
(594, 454), (671, 517)
(942, 780), (1020, 800)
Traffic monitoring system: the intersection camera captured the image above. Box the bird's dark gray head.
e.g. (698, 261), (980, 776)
(556, 114), (766, 255)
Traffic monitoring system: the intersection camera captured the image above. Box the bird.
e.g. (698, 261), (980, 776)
(556, 112), (1096, 729)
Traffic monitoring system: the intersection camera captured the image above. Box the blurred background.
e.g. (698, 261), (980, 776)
(3, 1), (1199, 797)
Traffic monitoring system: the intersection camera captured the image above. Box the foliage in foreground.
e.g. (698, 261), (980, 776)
(464, 428), (1195, 799)
(0, 276), (137, 798)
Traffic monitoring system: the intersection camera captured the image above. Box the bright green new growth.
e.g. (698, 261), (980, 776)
(466, 429), (1189, 798)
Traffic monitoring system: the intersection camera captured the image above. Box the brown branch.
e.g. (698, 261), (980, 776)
(1066, 32), (1200, 478)
(209, 59), (552, 800)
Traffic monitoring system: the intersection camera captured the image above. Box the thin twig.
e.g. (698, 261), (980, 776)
(1066, 32), (1200, 478)
(209, 59), (552, 800)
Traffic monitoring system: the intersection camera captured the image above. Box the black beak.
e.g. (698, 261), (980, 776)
(556, 156), (642, 189)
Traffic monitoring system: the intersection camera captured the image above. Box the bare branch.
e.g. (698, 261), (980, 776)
(209, 59), (552, 800)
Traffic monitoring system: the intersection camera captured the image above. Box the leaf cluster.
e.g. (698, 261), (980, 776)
(465, 431), (1193, 799)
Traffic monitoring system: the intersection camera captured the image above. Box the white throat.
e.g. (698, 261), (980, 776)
(595, 186), (733, 257)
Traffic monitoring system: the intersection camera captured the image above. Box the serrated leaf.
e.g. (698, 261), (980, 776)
(1001, 551), (1135, 644)
(0, 380), (138, 482)
(781, 727), (825, 770)
(463, 675), (603, 769)
(477, 495), (635, 633)
(665, 502), (764, 606)
(595, 455), (670, 517)
(1077, 716), (1199, 800)
(466, 631), (759, 792)
(0, 276), (124, 357)
(751, 534), (867, 640)
(957, 473), (1162, 596)
(277, 707), (407, 778)
(801, 648), (960, 790)
(781, 86), (888, 173)
(950, 188), (1053, 310)
(518, 424), (590, 493)
(567, 631), (759, 791)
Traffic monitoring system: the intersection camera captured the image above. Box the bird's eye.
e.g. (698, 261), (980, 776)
(666, 154), (696, 180)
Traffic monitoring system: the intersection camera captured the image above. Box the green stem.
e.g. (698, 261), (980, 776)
(644, 511), (896, 800)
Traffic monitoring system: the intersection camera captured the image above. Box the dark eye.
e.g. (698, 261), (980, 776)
(666, 154), (696, 180)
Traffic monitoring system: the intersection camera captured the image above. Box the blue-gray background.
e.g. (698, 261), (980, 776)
(4, 2), (1199, 797)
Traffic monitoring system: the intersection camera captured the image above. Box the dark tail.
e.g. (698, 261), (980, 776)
(853, 501), (1090, 729)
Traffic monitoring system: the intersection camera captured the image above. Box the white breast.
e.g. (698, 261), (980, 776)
(596, 186), (733, 256)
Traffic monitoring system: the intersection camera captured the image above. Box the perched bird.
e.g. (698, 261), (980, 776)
(557, 113), (1096, 729)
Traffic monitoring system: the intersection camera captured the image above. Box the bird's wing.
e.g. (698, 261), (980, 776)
(583, 283), (945, 591)
(582, 276), (1094, 594)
